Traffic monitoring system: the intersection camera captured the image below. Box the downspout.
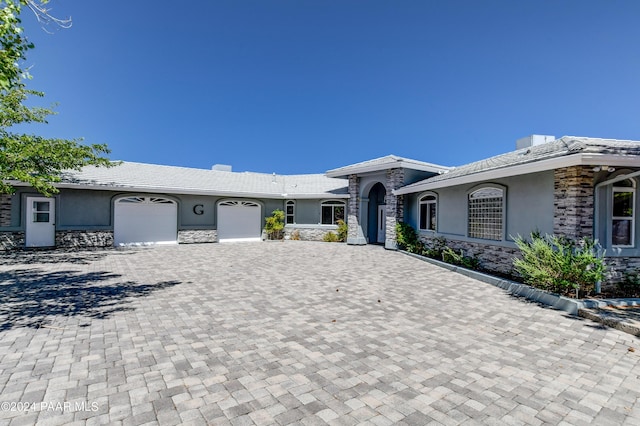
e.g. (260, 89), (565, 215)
(593, 169), (640, 293)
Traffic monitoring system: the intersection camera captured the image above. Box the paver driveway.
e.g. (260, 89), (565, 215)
(0, 242), (639, 425)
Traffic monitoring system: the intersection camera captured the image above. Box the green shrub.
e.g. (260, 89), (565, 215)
(395, 222), (424, 253)
(336, 219), (348, 242)
(617, 272), (640, 298)
(513, 233), (605, 297)
(264, 209), (285, 240)
(323, 231), (339, 242)
(422, 236), (447, 259)
(442, 247), (480, 270)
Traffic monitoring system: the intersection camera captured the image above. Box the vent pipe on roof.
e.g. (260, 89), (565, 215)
(516, 135), (555, 150)
(212, 164), (232, 172)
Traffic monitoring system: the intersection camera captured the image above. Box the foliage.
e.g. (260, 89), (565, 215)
(264, 209), (284, 240)
(513, 233), (606, 296)
(617, 272), (640, 298)
(442, 247), (480, 270)
(336, 219), (347, 242)
(395, 222), (424, 253)
(322, 231), (339, 242)
(422, 236), (447, 259)
(0, 0), (112, 196)
(289, 229), (301, 240)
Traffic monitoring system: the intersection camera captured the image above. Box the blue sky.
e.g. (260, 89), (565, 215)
(17, 0), (640, 174)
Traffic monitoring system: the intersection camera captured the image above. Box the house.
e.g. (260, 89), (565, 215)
(2, 134), (639, 284)
(0, 162), (349, 249)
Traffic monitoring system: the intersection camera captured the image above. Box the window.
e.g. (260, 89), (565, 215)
(285, 200), (295, 224)
(468, 187), (504, 241)
(612, 179), (635, 247)
(32, 201), (50, 223)
(419, 195), (437, 231)
(321, 200), (345, 225)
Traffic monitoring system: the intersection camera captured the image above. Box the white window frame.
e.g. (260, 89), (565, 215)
(418, 193), (437, 231)
(612, 179), (636, 248)
(285, 200), (295, 225)
(467, 186), (505, 241)
(320, 200), (346, 225)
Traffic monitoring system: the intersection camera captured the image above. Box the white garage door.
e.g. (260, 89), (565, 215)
(217, 200), (262, 242)
(114, 196), (178, 246)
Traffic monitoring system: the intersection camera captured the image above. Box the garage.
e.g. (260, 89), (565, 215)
(217, 200), (262, 242)
(114, 196), (178, 246)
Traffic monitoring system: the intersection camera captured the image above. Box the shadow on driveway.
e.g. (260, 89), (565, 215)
(0, 268), (180, 331)
(0, 248), (125, 266)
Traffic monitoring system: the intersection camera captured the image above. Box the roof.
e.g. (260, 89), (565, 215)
(46, 162), (349, 199)
(325, 155), (451, 178)
(395, 136), (640, 195)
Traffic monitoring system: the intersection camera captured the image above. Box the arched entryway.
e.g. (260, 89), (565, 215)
(367, 182), (387, 244)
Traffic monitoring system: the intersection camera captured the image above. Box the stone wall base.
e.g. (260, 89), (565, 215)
(284, 227), (337, 242)
(56, 230), (114, 248)
(419, 235), (519, 275)
(0, 232), (25, 250)
(603, 257), (640, 284)
(178, 229), (217, 244)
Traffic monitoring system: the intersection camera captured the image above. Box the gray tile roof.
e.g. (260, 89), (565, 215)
(326, 154), (450, 177)
(58, 162), (348, 198)
(398, 136), (640, 192)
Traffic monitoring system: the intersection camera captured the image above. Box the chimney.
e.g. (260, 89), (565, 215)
(516, 135), (555, 150)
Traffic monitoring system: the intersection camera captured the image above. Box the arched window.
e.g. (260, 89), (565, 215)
(612, 179), (635, 247)
(468, 187), (504, 241)
(285, 200), (295, 224)
(419, 194), (437, 231)
(321, 200), (345, 225)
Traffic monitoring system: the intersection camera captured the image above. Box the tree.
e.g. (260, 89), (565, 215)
(0, 0), (112, 196)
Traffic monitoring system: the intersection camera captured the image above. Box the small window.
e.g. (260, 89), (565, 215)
(612, 179), (635, 247)
(468, 187), (504, 241)
(321, 200), (345, 225)
(32, 201), (50, 223)
(419, 195), (437, 231)
(285, 200), (295, 224)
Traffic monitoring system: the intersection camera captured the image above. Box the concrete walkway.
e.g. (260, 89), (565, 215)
(0, 242), (639, 425)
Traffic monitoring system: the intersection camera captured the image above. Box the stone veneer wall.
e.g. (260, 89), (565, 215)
(284, 227), (335, 241)
(554, 166), (594, 238)
(56, 230), (114, 248)
(178, 229), (217, 244)
(346, 175), (361, 243)
(384, 168), (405, 249)
(604, 257), (640, 285)
(0, 232), (25, 250)
(418, 234), (520, 276)
(0, 194), (11, 227)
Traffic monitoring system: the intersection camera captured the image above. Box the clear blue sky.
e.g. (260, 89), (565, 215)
(17, 0), (640, 174)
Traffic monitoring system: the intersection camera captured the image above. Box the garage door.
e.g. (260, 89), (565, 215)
(114, 196), (178, 246)
(217, 200), (262, 242)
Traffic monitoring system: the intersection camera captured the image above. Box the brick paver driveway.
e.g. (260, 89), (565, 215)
(1, 242), (639, 425)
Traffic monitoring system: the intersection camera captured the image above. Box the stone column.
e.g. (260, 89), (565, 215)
(384, 168), (406, 249)
(0, 194), (12, 227)
(347, 174), (366, 244)
(553, 166), (594, 238)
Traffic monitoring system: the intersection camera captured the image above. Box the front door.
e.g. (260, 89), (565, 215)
(377, 205), (386, 243)
(25, 197), (55, 247)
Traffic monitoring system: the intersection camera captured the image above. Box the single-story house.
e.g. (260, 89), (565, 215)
(0, 162), (349, 249)
(2, 134), (639, 284)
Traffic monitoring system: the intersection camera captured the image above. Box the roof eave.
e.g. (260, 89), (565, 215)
(9, 181), (349, 199)
(394, 153), (640, 195)
(326, 161), (450, 178)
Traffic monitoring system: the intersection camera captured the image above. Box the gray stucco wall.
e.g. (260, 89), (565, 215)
(57, 189), (113, 229)
(406, 170), (555, 242)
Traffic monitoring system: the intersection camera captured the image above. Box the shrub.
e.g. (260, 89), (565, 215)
(336, 219), (348, 242)
(422, 236), (447, 259)
(513, 233), (605, 297)
(264, 209), (285, 240)
(323, 231), (339, 242)
(442, 247), (480, 270)
(617, 272), (640, 298)
(395, 222), (424, 254)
